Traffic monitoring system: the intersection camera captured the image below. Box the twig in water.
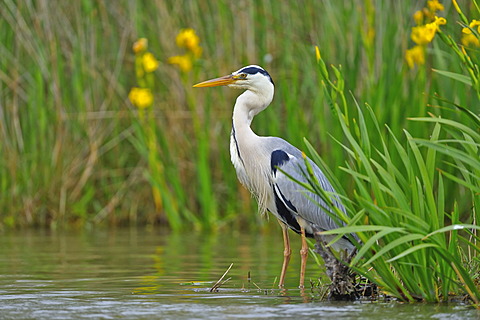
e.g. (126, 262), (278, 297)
(251, 280), (262, 290)
(210, 263), (233, 292)
(314, 232), (358, 301)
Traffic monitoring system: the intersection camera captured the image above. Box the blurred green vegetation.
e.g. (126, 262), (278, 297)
(0, 0), (478, 231)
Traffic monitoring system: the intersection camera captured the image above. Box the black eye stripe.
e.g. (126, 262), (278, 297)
(239, 66), (263, 75)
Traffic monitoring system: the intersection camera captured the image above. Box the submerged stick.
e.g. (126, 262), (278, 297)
(210, 263), (234, 292)
(314, 232), (358, 300)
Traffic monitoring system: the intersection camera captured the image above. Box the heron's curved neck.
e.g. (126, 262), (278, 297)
(232, 89), (272, 137)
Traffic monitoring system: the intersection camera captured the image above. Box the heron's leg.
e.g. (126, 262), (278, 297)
(278, 221), (291, 288)
(299, 226), (308, 288)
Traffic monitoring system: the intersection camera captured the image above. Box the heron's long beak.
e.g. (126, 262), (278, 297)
(193, 74), (236, 88)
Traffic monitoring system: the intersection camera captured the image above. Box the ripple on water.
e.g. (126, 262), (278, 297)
(0, 229), (478, 320)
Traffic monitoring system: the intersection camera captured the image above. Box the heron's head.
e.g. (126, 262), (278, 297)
(193, 65), (274, 92)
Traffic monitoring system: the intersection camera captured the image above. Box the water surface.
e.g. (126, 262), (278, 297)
(0, 228), (477, 319)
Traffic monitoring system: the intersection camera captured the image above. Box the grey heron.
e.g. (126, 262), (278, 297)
(194, 65), (356, 288)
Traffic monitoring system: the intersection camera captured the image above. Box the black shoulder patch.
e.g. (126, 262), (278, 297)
(271, 149), (290, 174)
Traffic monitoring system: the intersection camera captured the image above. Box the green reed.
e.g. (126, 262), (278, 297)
(306, 1), (480, 302)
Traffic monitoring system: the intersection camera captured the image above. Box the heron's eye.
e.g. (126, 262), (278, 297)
(240, 73), (247, 79)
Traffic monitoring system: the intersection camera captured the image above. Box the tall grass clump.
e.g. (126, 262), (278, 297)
(306, 1), (480, 303)
(0, 1), (142, 227)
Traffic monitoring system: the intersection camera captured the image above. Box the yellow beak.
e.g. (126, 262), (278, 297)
(193, 74), (236, 88)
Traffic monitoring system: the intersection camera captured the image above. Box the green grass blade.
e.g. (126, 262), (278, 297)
(362, 233), (425, 267)
(432, 69), (472, 86)
(386, 243), (438, 263)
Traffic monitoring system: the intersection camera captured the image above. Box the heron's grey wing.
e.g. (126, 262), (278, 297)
(270, 149), (346, 233)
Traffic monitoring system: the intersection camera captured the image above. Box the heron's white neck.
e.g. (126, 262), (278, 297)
(232, 88), (274, 137)
(230, 86), (274, 216)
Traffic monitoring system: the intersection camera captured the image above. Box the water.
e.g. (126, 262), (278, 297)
(0, 228), (477, 319)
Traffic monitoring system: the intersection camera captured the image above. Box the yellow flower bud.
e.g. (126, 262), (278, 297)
(133, 38), (148, 54)
(452, 0), (462, 14)
(315, 46), (321, 62)
(413, 10), (424, 25)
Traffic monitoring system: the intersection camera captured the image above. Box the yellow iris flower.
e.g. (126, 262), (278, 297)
(427, 0), (444, 12)
(128, 87), (154, 109)
(168, 55), (193, 73)
(142, 52), (159, 73)
(169, 28), (202, 73)
(462, 19), (480, 35)
(461, 20), (480, 48)
(176, 28), (201, 55)
(411, 23), (437, 45)
(411, 16), (446, 45)
(406, 15), (446, 69)
(405, 45), (425, 69)
(462, 34), (480, 47)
